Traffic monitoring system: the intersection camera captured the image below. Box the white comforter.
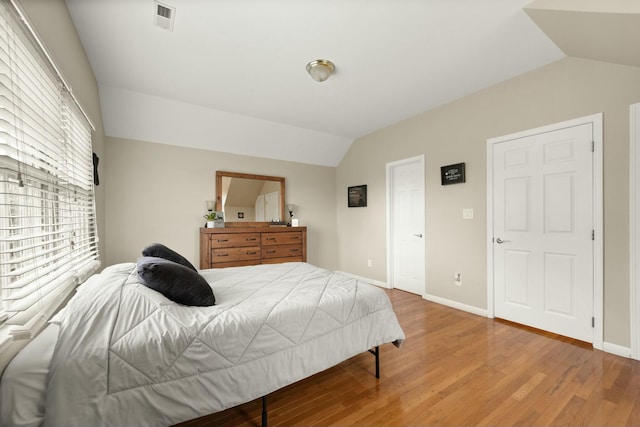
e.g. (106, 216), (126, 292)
(43, 262), (405, 427)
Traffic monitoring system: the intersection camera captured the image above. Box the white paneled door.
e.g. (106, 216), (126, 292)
(492, 123), (594, 342)
(630, 102), (640, 360)
(388, 156), (425, 295)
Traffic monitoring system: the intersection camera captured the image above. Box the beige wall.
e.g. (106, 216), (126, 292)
(104, 138), (338, 270)
(18, 0), (106, 261)
(337, 57), (640, 347)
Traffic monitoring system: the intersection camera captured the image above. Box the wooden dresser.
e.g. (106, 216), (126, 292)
(199, 226), (307, 269)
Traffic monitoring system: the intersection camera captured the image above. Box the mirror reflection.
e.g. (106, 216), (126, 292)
(216, 171), (285, 223)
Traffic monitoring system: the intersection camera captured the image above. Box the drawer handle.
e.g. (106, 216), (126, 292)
(246, 237), (257, 241)
(216, 253), (229, 257)
(290, 248), (299, 253)
(247, 251), (257, 255)
(266, 250), (276, 254)
(217, 239), (228, 243)
(290, 236), (299, 240)
(266, 237), (276, 241)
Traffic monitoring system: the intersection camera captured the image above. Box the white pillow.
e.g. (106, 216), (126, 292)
(0, 324), (59, 427)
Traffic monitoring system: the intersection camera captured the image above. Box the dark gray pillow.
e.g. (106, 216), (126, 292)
(136, 257), (215, 306)
(142, 243), (196, 271)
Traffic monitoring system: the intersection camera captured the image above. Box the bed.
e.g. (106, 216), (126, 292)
(0, 260), (405, 427)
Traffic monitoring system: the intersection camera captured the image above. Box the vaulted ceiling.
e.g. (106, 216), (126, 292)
(64, 0), (639, 167)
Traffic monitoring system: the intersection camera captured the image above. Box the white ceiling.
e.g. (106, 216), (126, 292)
(65, 0), (565, 166)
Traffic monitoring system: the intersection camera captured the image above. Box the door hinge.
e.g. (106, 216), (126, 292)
(592, 317), (595, 328)
(592, 230), (595, 241)
(592, 140), (595, 152)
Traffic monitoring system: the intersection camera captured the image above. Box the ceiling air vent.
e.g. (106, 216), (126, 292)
(154, 1), (175, 32)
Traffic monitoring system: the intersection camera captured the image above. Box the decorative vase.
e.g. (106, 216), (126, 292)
(206, 221), (215, 228)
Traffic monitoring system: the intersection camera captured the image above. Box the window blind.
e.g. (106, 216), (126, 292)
(0, 0), (99, 339)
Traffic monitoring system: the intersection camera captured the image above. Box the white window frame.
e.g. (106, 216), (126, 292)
(0, 0), (99, 354)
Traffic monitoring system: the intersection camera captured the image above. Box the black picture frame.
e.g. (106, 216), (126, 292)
(348, 185), (367, 207)
(441, 163), (466, 185)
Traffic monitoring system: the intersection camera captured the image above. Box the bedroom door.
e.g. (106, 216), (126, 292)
(632, 102), (640, 360)
(387, 156), (425, 295)
(491, 121), (595, 342)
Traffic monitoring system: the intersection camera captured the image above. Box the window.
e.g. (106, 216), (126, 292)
(0, 0), (99, 345)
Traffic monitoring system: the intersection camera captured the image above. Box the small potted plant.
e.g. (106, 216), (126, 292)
(203, 212), (217, 228)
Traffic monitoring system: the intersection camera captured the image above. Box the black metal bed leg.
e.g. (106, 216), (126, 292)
(261, 395), (268, 427)
(368, 346), (380, 378)
(374, 345), (379, 378)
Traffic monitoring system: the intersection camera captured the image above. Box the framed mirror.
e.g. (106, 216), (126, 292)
(216, 171), (286, 224)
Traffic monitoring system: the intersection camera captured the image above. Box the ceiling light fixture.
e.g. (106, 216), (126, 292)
(306, 59), (335, 82)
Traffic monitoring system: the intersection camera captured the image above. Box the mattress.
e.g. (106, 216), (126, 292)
(42, 262), (405, 427)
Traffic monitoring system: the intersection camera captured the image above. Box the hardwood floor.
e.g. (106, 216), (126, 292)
(176, 289), (640, 426)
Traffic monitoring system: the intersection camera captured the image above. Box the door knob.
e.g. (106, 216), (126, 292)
(413, 233), (423, 238)
(496, 237), (511, 244)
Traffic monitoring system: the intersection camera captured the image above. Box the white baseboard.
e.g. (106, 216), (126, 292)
(337, 277), (633, 360)
(335, 271), (389, 289)
(421, 296), (635, 359)
(423, 293), (488, 317)
(602, 341), (632, 358)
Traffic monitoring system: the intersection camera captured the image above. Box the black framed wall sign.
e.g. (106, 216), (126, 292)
(441, 163), (465, 185)
(348, 185), (367, 207)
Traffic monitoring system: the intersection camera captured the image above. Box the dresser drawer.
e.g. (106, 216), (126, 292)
(262, 232), (303, 246)
(211, 233), (260, 248)
(262, 244), (302, 259)
(262, 256), (303, 265)
(200, 227), (306, 269)
(211, 246), (261, 264)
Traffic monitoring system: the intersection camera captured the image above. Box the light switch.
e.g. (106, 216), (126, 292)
(463, 208), (474, 220)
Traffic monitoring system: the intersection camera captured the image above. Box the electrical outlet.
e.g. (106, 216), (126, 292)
(454, 272), (462, 286)
(367, 259), (373, 267)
